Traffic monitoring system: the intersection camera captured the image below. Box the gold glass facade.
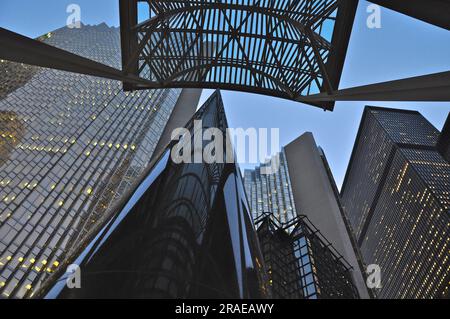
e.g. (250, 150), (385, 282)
(0, 24), (182, 298)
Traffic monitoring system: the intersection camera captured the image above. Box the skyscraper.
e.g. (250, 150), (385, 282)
(341, 106), (450, 299)
(437, 113), (450, 163)
(39, 90), (269, 299)
(0, 24), (200, 298)
(244, 150), (297, 224)
(244, 133), (369, 298)
(0, 111), (25, 167)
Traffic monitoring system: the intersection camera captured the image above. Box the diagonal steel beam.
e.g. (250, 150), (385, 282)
(301, 71), (450, 102)
(135, 2), (331, 49)
(369, 0), (450, 31)
(305, 28), (333, 94)
(0, 27), (156, 87)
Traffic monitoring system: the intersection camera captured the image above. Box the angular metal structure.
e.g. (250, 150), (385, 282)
(1, 1), (449, 109)
(369, 0), (450, 31)
(120, 0), (358, 110)
(37, 90), (270, 299)
(256, 213), (359, 299)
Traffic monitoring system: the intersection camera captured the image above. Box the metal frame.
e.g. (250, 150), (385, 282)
(120, 0), (358, 110)
(256, 213), (359, 299)
(303, 71), (450, 102)
(1, 0), (449, 110)
(117, 0), (450, 108)
(0, 27), (155, 88)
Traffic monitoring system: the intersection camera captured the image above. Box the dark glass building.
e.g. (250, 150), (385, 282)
(244, 132), (369, 298)
(341, 106), (450, 299)
(0, 24), (202, 298)
(38, 91), (269, 299)
(256, 214), (359, 299)
(437, 113), (450, 163)
(244, 150), (298, 224)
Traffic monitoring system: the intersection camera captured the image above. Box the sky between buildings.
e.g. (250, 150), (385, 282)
(1, 0), (450, 189)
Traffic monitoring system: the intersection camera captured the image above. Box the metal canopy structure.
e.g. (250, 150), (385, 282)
(1, 0), (450, 110)
(120, 0), (358, 110)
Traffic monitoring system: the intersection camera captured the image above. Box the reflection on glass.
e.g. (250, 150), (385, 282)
(39, 91), (269, 299)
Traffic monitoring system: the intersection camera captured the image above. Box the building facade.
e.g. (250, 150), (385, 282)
(244, 150), (297, 224)
(244, 133), (370, 298)
(256, 214), (359, 299)
(437, 113), (450, 163)
(40, 90), (269, 299)
(0, 24), (200, 298)
(341, 106), (450, 299)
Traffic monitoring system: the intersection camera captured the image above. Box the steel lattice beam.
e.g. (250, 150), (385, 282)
(120, 0), (357, 110)
(302, 71), (450, 102)
(1, 1), (449, 109)
(0, 27), (154, 88)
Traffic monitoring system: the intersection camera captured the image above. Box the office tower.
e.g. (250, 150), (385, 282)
(39, 90), (269, 299)
(256, 214), (359, 299)
(341, 106), (450, 299)
(0, 24), (201, 298)
(437, 113), (450, 162)
(244, 133), (369, 298)
(0, 111), (25, 167)
(0, 59), (38, 100)
(244, 151), (297, 224)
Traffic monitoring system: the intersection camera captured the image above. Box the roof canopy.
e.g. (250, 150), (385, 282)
(120, 0), (358, 110)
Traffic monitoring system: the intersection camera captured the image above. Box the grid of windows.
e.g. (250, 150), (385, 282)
(0, 24), (182, 298)
(0, 60), (38, 100)
(341, 106), (450, 299)
(437, 114), (450, 163)
(371, 110), (440, 147)
(257, 221), (303, 299)
(402, 148), (450, 210)
(38, 90), (269, 299)
(0, 111), (25, 167)
(362, 150), (449, 298)
(257, 215), (359, 299)
(341, 110), (396, 238)
(244, 150), (297, 223)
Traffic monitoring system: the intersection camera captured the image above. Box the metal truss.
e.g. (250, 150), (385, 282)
(0, 27), (157, 88)
(120, 0), (357, 110)
(1, 0), (450, 110)
(255, 213), (359, 299)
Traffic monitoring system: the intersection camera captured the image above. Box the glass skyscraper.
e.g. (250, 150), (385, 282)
(341, 106), (450, 299)
(437, 113), (450, 163)
(0, 23), (187, 298)
(244, 133), (370, 298)
(39, 90), (269, 299)
(244, 150), (297, 224)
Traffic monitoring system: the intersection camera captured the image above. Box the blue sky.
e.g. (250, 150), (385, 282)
(1, 0), (450, 189)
